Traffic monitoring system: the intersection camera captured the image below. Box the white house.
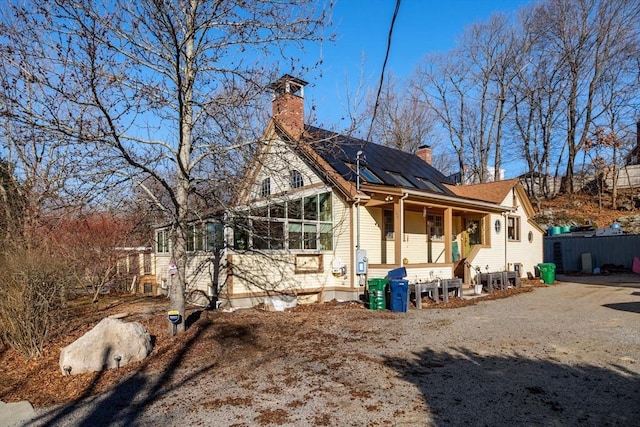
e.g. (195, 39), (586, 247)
(153, 75), (545, 309)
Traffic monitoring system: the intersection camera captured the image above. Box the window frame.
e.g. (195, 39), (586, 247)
(290, 170), (304, 189)
(186, 224), (205, 252)
(385, 170), (415, 188)
(359, 167), (384, 184)
(241, 192), (334, 252)
(507, 216), (521, 241)
(427, 213), (444, 241)
(415, 177), (444, 193)
(383, 210), (394, 240)
(260, 177), (271, 198)
(156, 229), (170, 253)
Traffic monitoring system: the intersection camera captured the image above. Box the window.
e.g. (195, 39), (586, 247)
(508, 216), (520, 241)
(157, 230), (170, 253)
(260, 177), (270, 198)
(360, 167), (383, 184)
(143, 253), (152, 274)
(386, 171), (415, 187)
(494, 219), (501, 234)
(383, 210), (394, 239)
(290, 170), (304, 188)
(415, 177), (444, 193)
(206, 222), (224, 252)
(245, 192), (333, 252)
(304, 195), (318, 220)
(252, 220), (284, 250)
(288, 222), (302, 250)
(186, 224), (205, 252)
(318, 193), (332, 221)
(303, 224), (317, 249)
(128, 254), (140, 274)
(233, 218), (250, 250)
(427, 214), (444, 240)
(528, 231), (533, 243)
(319, 223), (333, 251)
(287, 199), (302, 219)
(270, 202), (285, 219)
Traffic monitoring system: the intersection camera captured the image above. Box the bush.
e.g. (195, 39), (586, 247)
(0, 245), (73, 358)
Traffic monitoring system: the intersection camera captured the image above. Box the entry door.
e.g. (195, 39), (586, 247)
(462, 218), (481, 257)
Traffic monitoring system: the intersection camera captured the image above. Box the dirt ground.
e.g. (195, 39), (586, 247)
(2, 276), (639, 426)
(0, 283), (537, 408)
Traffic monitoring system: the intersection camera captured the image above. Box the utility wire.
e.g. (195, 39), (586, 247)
(366, 0), (401, 143)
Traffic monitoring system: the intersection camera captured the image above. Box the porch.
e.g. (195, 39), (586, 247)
(360, 190), (496, 286)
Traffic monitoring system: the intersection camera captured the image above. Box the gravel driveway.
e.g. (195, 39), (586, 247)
(25, 276), (640, 426)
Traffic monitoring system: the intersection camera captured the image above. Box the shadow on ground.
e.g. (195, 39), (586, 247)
(384, 347), (640, 426)
(556, 273), (640, 288)
(27, 315), (220, 427)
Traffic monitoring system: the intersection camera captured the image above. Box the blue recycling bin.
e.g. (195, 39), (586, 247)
(389, 279), (409, 312)
(387, 267), (407, 280)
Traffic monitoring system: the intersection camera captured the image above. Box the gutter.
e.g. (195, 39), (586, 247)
(400, 188), (513, 212)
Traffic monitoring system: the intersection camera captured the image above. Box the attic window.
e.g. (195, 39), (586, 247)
(260, 178), (270, 198)
(415, 177), (444, 193)
(290, 170), (304, 189)
(386, 171), (415, 188)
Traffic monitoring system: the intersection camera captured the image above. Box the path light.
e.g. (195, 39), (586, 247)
(114, 355), (122, 369)
(63, 365), (72, 375)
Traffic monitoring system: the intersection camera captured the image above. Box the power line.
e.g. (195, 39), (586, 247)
(366, 0), (401, 143)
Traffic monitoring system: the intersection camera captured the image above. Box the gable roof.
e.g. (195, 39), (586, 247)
(445, 178), (520, 204)
(300, 126), (455, 196)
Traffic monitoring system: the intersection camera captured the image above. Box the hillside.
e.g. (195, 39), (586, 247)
(534, 190), (638, 231)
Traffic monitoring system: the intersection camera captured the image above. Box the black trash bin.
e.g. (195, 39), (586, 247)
(389, 279), (409, 312)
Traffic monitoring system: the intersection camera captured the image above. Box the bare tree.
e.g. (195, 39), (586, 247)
(529, 0), (640, 193)
(415, 13), (526, 184)
(368, 72), (437, 154)
(414, 52), (472, 180)
(0, 0), (331, 334)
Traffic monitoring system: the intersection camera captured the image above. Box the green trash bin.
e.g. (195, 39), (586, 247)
(367, 278), (388, 310)
(538, 263), (556, 284)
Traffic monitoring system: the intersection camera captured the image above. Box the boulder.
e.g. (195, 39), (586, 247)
(59, 317), (152, 375)
(0, 400), (36, 426)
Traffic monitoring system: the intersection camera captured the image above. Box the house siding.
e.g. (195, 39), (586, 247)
(466, 192), (543, 280)
(155, 251), (227, 307)
(358, 206), (384, 264)
(252, 138), (318, 198)
(225, 185), (356, 308)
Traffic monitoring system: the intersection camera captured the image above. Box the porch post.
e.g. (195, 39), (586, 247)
(444, 207), (453, 264)
(394, 200), (402, 266)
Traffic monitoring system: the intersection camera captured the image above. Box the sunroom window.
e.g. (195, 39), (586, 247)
(237, 192), (333, 251)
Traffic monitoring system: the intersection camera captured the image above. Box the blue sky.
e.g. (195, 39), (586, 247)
(302, 0), (534, 130)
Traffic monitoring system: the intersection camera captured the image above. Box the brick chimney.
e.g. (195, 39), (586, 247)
(269, 75), (307, 139)
(415, 145), (432, 165)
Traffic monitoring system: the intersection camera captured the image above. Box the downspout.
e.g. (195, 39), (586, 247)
(399, 193), (409, 267)
(503, 211), (508, 271)
(354, 195), (362, 289)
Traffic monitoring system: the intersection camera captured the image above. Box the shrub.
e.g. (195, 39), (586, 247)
(0, 245), (73, 358)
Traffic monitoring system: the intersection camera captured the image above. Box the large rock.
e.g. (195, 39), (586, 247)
(616, 214), (640, 235)
(0, 400), (36, 427)
(59, 317), (152, 375)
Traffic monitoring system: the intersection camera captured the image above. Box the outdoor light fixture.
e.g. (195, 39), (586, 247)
(63, 365), (72, 375)
(114, 355), (122, 369)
